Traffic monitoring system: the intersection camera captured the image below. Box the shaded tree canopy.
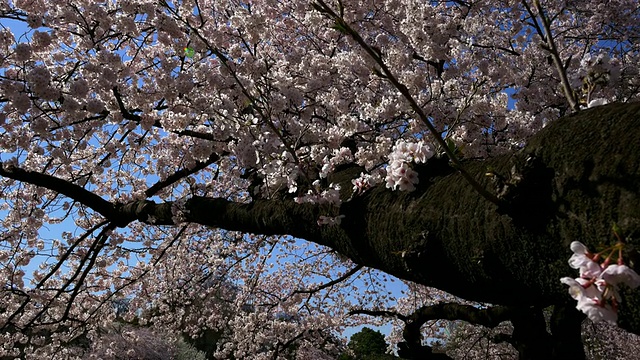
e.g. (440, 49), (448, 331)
(340, 327), (390, 359)
(1, 0), (640, 358)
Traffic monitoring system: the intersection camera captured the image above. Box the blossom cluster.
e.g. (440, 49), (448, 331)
(570, 52), (622, 106)
(294, 181), (341, 206)
(320, 147), (354, 179)
(385, 140), (434, 192)
(561, 241), (640, 323)
(351, 170), (384, 194)
(317, 215), (345, 226)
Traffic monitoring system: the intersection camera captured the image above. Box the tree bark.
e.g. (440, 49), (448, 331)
(3, 103), (640, 340)
(119, 102), (640, 334)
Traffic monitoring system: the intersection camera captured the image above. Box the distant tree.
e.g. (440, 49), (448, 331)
(85, 324), (181, 360)
(175, 339), (207, 360)
(349, 327), (388, 358)
(339, 327), (398, 360)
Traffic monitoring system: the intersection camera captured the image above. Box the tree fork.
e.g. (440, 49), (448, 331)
(3, 103), (640, 335)
(126, 102), (640, 333)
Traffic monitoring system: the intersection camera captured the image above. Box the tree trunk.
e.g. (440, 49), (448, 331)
(110, 102), (640, 336)
(4, 103), (640, 356)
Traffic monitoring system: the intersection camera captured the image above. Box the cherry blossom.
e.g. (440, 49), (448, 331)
(601, 265), (640, 289)
(385, 140), (434, 192)
(562, 241), (640, 324)
(0, 0), (638, 358)
(561, 277), (618, 323)
(569, 241), (603, 278)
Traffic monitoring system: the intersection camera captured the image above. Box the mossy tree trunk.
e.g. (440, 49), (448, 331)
(4, 103), (640, 359)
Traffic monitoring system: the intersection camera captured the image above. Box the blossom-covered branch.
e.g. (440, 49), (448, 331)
(1, 0), (639, 358)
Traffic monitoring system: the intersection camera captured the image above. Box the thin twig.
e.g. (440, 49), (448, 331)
(293, 264), (363, 294)
(527, 0), (579, 112)
(313, 1), (504, 207)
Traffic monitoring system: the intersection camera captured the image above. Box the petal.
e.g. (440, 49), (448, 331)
(568, 254), (585, 269)
(601, 265), (640, 288)
(569, 254), (602, 277)
(583, 303), (618, 323)
(561, 277), (601, 300)
(561, 277), (583, 300)
(570, 241), (588, 254)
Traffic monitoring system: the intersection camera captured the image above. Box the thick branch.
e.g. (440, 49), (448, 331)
(398, 303), (512, 359)
(116, 196), (329, 246)
(5, 103), (640, 335)
(407, 303), (514, 329)
(0, 163), (121, 222)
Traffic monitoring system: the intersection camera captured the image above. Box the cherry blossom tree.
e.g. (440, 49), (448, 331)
(1, 0), (640, 358)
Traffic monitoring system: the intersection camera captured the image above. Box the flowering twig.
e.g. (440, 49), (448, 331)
(312, 0), (504, 207)
(561, 241), (640, 323)
(524, 0), (580, 112)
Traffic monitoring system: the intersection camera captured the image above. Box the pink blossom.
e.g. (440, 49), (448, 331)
(601, 265), (640, 288)
(14, 43), (31, 61)
(578, 297), (618, 323)
(561, 277), (617, 323)
(0, 0), (639, 357)
(562, 241), (640, 324)
(85, 98), (105, 114)
(568, 241), (602, 278)
(69, 79), (89, 98)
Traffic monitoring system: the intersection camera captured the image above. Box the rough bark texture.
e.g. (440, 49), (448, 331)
(113, 103), (640, 334)
(120, 104), (640, 298)
(3, 102), (640, 357)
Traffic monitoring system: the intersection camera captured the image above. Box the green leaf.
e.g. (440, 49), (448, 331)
(446, 138), (455, 152)
(331, 21), (348, 34)
(612, 222), (623, 237)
